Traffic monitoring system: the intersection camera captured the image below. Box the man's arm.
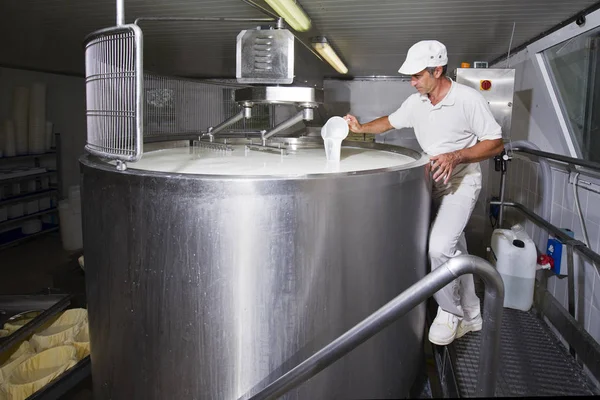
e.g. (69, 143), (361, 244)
(453, 138), (504, 163)
(430, 138), (504, 184)
(344, 115), (394, 134)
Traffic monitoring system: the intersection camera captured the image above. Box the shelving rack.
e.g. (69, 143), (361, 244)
(0, 133), (61, 250)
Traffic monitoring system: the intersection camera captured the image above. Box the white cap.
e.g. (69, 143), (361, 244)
(398, 40), (448, 75)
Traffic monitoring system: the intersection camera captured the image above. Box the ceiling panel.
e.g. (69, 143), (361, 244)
(0, 0), (598, 79)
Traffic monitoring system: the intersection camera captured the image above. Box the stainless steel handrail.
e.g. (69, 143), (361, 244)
(490, 201), (600, 266)
(242, 255), (505, 400)
(510, 146), (600, 173)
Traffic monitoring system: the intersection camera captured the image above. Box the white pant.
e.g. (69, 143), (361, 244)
(429, 183), (481, 318)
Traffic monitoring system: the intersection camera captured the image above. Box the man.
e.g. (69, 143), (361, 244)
(344, 40), (503, 346)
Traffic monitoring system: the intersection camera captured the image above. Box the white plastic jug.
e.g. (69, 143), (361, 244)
(489, 224), (537, 311)
(321, 116), (349, 162)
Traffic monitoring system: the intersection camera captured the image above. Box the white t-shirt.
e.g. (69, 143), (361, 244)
(388, 79), (502, 192)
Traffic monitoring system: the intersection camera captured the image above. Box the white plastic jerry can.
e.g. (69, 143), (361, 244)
(489, 224), (537, 311)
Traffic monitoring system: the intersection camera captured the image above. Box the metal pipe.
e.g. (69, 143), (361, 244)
(567, 245), (576, 358)
(506, 142), (552, 248)
(490, 201), (600, 266)
(289, 30), (324, 62)
(269, 104), (276, 129)
(241, 0), (280, 20)
(116, 0), (125, 26)
(243, 106), (252, 120)
(497, 150), (509, 228)
(244, 255), (504, 400)
(134, 17), (275, 25)
(0, 294), (67, 315)
(0, 295), (73, 354)
(576, 179), (600, 196)
(262, 108), (313, 141)
(498, 168), (507, 228)
(511, 146), (600, 173)
(207, 108), (250, 137)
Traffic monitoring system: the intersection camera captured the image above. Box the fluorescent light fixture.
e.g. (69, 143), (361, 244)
(311, 37), (348, 74)
(265, 0), (312, 32)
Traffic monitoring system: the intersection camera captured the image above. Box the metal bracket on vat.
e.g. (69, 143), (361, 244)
(116, 160), (127, 171)
(245, 140), (289, 156)
(201, 86), (323, 155)
(193, 138), (234, 153)
(236, 86), (323, 141)
(261, 107), (314, 141)
(242, 255), (505, 400)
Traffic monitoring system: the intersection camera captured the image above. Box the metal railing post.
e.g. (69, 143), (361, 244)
(567, 245), (576, 357)
(116, 0), (124, 26)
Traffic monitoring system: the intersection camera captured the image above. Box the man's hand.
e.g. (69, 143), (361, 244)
(430, 151), (463, 184)
(429, 139), (504, 184)
(344, 114), (363, 133)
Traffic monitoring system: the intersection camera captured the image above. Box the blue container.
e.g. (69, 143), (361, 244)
(547, 228), (574, 275)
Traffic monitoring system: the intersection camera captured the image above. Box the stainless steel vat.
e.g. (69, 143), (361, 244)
(80, 140), (431, 399)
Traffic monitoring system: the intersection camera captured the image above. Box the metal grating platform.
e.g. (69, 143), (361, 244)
(450, 307), (598, 397)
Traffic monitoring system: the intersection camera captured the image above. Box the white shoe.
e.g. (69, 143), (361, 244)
(457, 312), (483, 339)
(428, 308), (461, 346)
